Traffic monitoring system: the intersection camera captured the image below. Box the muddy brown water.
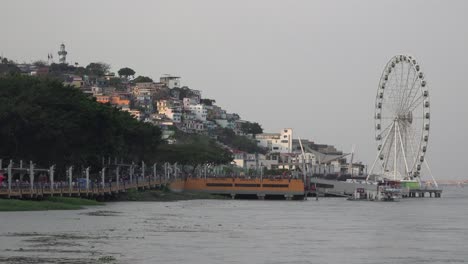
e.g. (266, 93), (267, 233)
(1, 187), (467, 264)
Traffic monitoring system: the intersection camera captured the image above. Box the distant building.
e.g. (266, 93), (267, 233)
(66, 76), (84, 88)
(215, 119), (235, 130)
(160, 75), (181, 89)
(124, 109), (142, 120)
(187, 104), (207, 121)
(256, 128), (293, 153)
(183, 97), (200, 110)
(58, 43), (67, 64)
(96, 95), (110, 103)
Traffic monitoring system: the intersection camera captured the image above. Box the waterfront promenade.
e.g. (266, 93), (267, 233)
(0, 176), (306, 200)
(0, 177), (163, 199)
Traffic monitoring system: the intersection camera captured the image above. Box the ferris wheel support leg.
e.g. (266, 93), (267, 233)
(394, 121), (398, 181)
(368, 122), (395, 181)
(396, 122), (411, 178)
(424, 159), (438, 189)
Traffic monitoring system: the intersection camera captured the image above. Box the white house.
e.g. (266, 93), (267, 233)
(255, 128), (293, 153)
(160, 75), (181, 89)
(188, 104), (208, 121)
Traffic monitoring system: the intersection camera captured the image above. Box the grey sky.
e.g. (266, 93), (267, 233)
(2, 0), (467, 180)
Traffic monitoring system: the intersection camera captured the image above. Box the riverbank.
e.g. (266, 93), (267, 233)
(0, 197), (103, 211)
(0, 189), (225, 211)
(111, 189), (227, 202)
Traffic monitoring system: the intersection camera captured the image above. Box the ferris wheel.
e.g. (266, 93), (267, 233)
(368, 55), (430, 181)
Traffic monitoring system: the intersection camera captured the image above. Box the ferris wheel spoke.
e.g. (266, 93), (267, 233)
(379, 121), (395, 139)
(407, 94), (425, 113)
(405, 124), (424, 172)
(397, 61), (406, 112)
(400, 62), (413, 111)
(382, 129), (395, 172)
(403, 76), (422, 113)
(400, 69), (419, 114)
(410, 123), (424, 165)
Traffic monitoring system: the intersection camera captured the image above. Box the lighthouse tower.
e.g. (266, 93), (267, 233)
(58, 43), (68, 64)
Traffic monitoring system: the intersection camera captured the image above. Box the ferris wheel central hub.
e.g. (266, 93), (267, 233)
(397, 112), (413, 124)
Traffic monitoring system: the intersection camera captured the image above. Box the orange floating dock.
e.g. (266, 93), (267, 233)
(170, 177), (305, 200)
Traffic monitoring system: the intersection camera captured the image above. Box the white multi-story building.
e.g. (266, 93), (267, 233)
(255, 128), (293, 153)
(160, 75), (181, 89)
(188, 104), (207, 121)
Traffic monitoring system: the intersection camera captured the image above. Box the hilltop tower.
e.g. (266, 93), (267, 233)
(58, 43), (68, 64)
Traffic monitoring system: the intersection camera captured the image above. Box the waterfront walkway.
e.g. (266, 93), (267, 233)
(0, 178), (164, 198)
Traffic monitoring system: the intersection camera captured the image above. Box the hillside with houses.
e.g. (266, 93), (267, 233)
(0, 50), (365, 178)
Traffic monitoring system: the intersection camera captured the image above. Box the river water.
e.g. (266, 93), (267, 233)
(0, 186), (467, 264)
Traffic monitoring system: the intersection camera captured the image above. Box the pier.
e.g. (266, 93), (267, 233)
(170, 177), (305, 200)
(403, 189), (442, 198)
(0, 159), (306, 200)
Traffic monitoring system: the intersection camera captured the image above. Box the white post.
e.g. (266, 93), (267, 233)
(130, 164), (134, 184)
(29, 161), (34, 192)
(153, 163), (157, 182)
(49, 165), (55, 192)
(85, 167), (90, 191)
(101, 167), (106, 187)
(116, 166), (120, 188)
(7, 160), (12, 195)
(68, 166), (73, 193)
(260, 166), (263, 182)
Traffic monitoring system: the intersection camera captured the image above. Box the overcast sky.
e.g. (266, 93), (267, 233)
(2, 0), (467, 180)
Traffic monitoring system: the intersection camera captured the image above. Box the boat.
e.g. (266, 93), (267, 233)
(347, 180), (401, 202)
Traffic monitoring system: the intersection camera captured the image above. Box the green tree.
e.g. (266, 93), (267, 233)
(86, 62), (110, 76)
(200, 99), (216, 106)
(49, 63), (75, 73)
(215, 128), (266, 154)
(118, 67), (136, 79)
(0, 75), (161, 172)
(156, 132), (233, 168)
(33, 60), (48, 67)
(241, 122), (263, 135)
(74, 67), (86, 76)
(133, 75), (153, 83)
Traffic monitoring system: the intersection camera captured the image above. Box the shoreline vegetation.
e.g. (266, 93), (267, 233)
(0, 189), (225, 211)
